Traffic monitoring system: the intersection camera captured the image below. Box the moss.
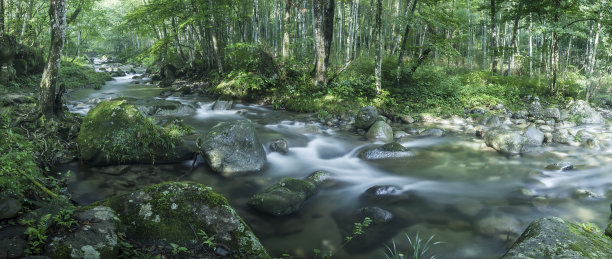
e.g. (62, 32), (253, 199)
(50, 244), (71, 259)
(77, 100), (188, 164)
(96, 182), (269, 258)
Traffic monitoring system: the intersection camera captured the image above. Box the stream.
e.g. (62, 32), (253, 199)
(60, 59), (612, 258)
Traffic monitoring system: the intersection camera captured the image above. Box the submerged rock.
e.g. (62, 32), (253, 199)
(332, 206), (401, 253)
(365, 121), (393, 142)
(357, 142), (413, 160)
(247, 178), (316, 216)
(545, 161), (574, 171)
(212, 98), (233, 110)
(419, 128), (445, 137)
(305, 170), (333, 187)
(503, 217), (612, 258)
(98, 182), (269, 258)
(199, 119), (266, 176)
(269, 139), (289, 154)
(355, 106), (379, 130)
(484, 127), (526, 155)
(77, 100), (194, 165)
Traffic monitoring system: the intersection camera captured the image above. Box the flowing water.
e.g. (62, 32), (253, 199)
(60, 61), (612, 258)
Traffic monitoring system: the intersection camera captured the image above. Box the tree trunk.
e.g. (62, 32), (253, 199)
(39, 0), (67, 118)
(396, 0), (418, 84)
(588, 11), (602, 75)
(490, 0), (498, 74)
(209, 0), (223, 74)
(374, 0), (382, 93)
(467, 0), (471, 69)
(550, 0), (560, 93)
(529, 13), (533, 76)
(0, 0), (4, 38)
(282, 0), (291, 59)
(171, 17), (186, 61)
(482, 9), (487, 69)
(505, 3), (522, 76)
(313, 0), (334, 87)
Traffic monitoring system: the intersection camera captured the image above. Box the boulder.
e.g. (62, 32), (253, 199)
(247, 178), (316, 216)
(552, 128), (577, 145)
(98, 182), (269, 257)
(199, 120), (266, 176)
(543, 108), (561, 121)
(355, 106), (379, 130)
(357, 142), (413, 160)
(77, 100), (194, 165)
(545, 161), (573, 171)
(47, 206), (121, 258)
(503, 217), (612, 258)
(568, 100), (604, 124)
(483, 116), (501, 128)
(359, 185), (407, 204)
(484, 127), (526, 155)
(0, 198), (22, 220)
(523, 126), (544, 146)
(269, 139), (289, 154)
(419, 128), (445, 137)
(365, 121), (393, 142)
(400, 115), (414, 124)
(118, 98), (196, 117)
(528, 100), (543, 119)
(305, 170), (333, 187)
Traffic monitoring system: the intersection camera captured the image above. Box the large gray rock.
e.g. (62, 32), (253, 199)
(523, 126), (544, 146)
(358, 142), (413, 160)
(247, 178), (316, 216)
(47, 206), (121, 258)
(355, 106), (379, 129)
(528, 100), (543, 119)
(99, 182), (269, 258)
(503, 217), (612, 258)
(552, 128), (577, 145)
(269, 139), (289, 154)
(483, 116), (501, 128)
(543, 108), (561, 121)
(484, 127), (526, 154)
(419, 128), (445, 137)
(366, 121), (393, 142)
(568, 100), (604, 124)
(200, 120), (266, 176)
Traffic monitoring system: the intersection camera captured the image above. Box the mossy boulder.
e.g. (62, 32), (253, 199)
(247, 178), (316, 216)
(358, 142), (413, 160)
(366, 121), (393, 142)
(503, 217), (612, 258)
(199, 119), (266, 176)
(117, 97), (196, 117)
(47, 206), (121, 259)
(96, 182), (270, 258)
(77, 100), (194, 165)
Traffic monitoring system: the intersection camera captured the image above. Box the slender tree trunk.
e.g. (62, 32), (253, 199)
(209, 0), (223, 74)
(505, 3), (522, 76)
(490, 0), (498, 74)
(529, 13), (533, 76)
(0, 0), (4, 38)
(467, 0), (471, 69)
(39, 0), (67, 118)
(396, 0), (418, 83)
(483, 9), (487, 69)
(374, 0), (382, 93)
(550, 0), (560, 93)
(171, 17), (186, 61)
(313, 0), (334, 87)
(588, 11), (602, 75)
(282, 0), (291, 59)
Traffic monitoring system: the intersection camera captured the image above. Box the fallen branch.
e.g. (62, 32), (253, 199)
(16, 170), (58, 198)
(326, 59), (353, 85)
